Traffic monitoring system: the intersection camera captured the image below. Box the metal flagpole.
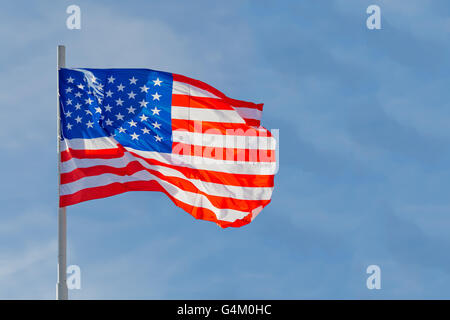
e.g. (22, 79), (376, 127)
(56, 45), (69, 300)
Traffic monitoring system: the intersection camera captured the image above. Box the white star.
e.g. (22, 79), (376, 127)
(128, 91), (136, 99)
(118, 127), (127, 133)
(140, 85), (149, 93)
(153, 78), (162, 86)
(65, 87), (73, 93)
(155, 135), (163, 142)
(107, 75), (115, 83)
(106, 90), (113, 97)
(152, 92), (161, 100)
(117, 83), (125, 91)
(115, 113), (124, 120)
(104, 104), (112, 112)
(139, 114), (149, 122)
(75, 116), (82, 123)
(129, 77), (138, 84)
(115, 98), (124, 106)
(66, 123), (73, 130)
(67, 76), (74, 83)
(127, 106), (136, 114)
(74, 103), (82, 110)
(131, 132), (140, 140)
(105, 118), (114, 126)
(77, 83), (85, 90)
(91, 75), (97, 83)
(151, 121), (161, 129)
(151, 107), (160, 115)
(75, 92), (82, 98)
(141, 127), (150, 134)
(101, 115), (105, 120)
(85, 109), (93, 115)
(128, 120), (137, 127)
(86, 121), (94, 128)
(66, 99), (72, 105)
(65, 111), (72, 117)
(97, 83), (104, 90)
(139, 99), (148, 108)
(85, 97), (93, 105)
(95, 107), (102, 114)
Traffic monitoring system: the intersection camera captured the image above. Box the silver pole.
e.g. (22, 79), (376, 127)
(56, 45), (68, 300)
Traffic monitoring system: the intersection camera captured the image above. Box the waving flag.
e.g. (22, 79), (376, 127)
(58, 68), (276, 228)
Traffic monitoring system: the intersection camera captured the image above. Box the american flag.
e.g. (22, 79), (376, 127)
(59, 68), (276, 228)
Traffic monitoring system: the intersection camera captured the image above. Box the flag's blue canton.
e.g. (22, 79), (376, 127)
(59, 68), (173, 153)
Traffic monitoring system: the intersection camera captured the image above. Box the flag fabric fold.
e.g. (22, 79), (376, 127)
(59, 68), (276, 228)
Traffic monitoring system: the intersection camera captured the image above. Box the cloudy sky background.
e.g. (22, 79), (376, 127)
(1, 0), (450, 299)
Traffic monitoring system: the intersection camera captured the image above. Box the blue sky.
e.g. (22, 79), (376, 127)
(1, 0), (450, 299)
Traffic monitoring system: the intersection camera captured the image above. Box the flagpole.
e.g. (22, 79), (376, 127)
(56, 45), (68, 300)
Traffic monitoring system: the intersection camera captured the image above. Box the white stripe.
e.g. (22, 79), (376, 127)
(62, 156), (273, 201)
(172, 106), (245, 123)
(172, 81), (220, 99)
(61, 170), (252, 222)
(234, 107), (262, 120)
(172, 131), (275, 150)
(61, 136), (117, 151)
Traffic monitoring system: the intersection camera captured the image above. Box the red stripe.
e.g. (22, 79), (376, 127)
(61, 147), (124, 162)
(242, 118), (260, 127)
(60, 180), (259, 228)
(172, 94), (261, 127)
(172, 119), (272, 136)
(172, 95), (234, 110)
(61, 161), (270, 211)
(172, 142), (275, 162)
(227, 98), (264, 112)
